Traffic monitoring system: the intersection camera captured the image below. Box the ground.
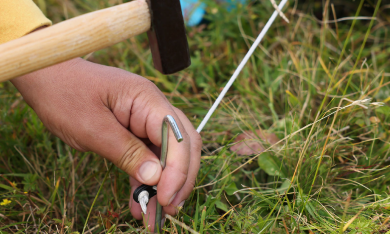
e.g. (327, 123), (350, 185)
(1, 0), (390, 233)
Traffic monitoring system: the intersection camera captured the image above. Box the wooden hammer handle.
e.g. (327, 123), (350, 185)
(0, 0), (151, 82)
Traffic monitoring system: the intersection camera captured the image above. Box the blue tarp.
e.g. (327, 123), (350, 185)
(180, 0), (246, 26)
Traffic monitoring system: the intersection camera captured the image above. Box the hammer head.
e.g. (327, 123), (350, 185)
(147, 0), (191, 74)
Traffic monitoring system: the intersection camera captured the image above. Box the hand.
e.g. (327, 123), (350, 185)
(11, 58), (202, 231)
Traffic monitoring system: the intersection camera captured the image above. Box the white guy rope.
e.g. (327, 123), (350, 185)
(196, 0), (289, 133)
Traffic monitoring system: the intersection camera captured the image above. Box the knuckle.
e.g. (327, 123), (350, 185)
(131, 77), (167, 108)
(187, 179), (196, 191)
(115, 140), (145, 173)
(120, 73), (158, 96)
(180, 181), (196, 201)
(136, 76), (158, 91)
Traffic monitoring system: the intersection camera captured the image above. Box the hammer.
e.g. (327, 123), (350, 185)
(0, 0), (190, 82)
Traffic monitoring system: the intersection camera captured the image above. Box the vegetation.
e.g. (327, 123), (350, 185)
(1, 0), (390, 233)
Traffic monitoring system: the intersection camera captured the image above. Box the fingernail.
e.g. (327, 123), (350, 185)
(138, 161), (158, 182)
(176, 200), (185, 213)
(168, 192), (177, 205)
(178, 200), (185, 208)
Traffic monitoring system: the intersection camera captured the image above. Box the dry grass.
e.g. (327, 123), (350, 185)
(1, 0), (390, 233)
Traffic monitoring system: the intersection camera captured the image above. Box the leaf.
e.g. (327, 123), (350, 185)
(199, 206), (207, 234)
(257, 216), (267, 231)
(53, 218), (62, 224)
(343, 212), (361, 232)
(224, 182), (238, 195)
(369, 116), (380, 124)
(279, 179), (291, 193)
(0, 184), (14, 191)
(355, 119), (365, 127)
(275, 118), (300, 139)
(286, 90), (300, 106)
(258, 152), (286, 177)
(230, 129), (279, 155)
(215, 200), (228, 212)
(23, 174), (39, 191)
(376, 105), (390, 116)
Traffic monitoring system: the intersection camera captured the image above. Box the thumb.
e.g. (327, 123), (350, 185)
(80, 113), (162, 185)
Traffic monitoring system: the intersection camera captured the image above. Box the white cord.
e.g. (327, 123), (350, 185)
(196, 0), (289, 133)
(138, 191), (149, 214)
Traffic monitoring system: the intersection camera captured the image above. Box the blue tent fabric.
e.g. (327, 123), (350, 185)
(180, 0), (246, 26)
(180, 0), (206, 26)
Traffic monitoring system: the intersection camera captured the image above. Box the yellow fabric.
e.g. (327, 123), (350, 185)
(0, 0), (52, 44)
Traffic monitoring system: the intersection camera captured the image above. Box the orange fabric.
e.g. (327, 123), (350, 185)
(0, 0), (52, 44)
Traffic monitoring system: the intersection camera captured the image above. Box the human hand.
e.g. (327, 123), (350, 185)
(11, 58), (202, 231)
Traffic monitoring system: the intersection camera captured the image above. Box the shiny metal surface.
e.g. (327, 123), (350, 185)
(155, 115), (183, 232)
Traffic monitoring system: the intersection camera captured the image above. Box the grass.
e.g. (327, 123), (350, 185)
(1, 0), (390, 233)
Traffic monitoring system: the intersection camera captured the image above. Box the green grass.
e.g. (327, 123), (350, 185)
(2, 0), (390, 233)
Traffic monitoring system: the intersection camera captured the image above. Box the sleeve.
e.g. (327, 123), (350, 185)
(0, 0), (52, 44)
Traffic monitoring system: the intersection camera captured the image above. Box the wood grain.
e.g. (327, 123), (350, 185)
(0, 0), (151, 82)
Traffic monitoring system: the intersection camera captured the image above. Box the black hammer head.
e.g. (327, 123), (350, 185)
(146, 0), (191, 74)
